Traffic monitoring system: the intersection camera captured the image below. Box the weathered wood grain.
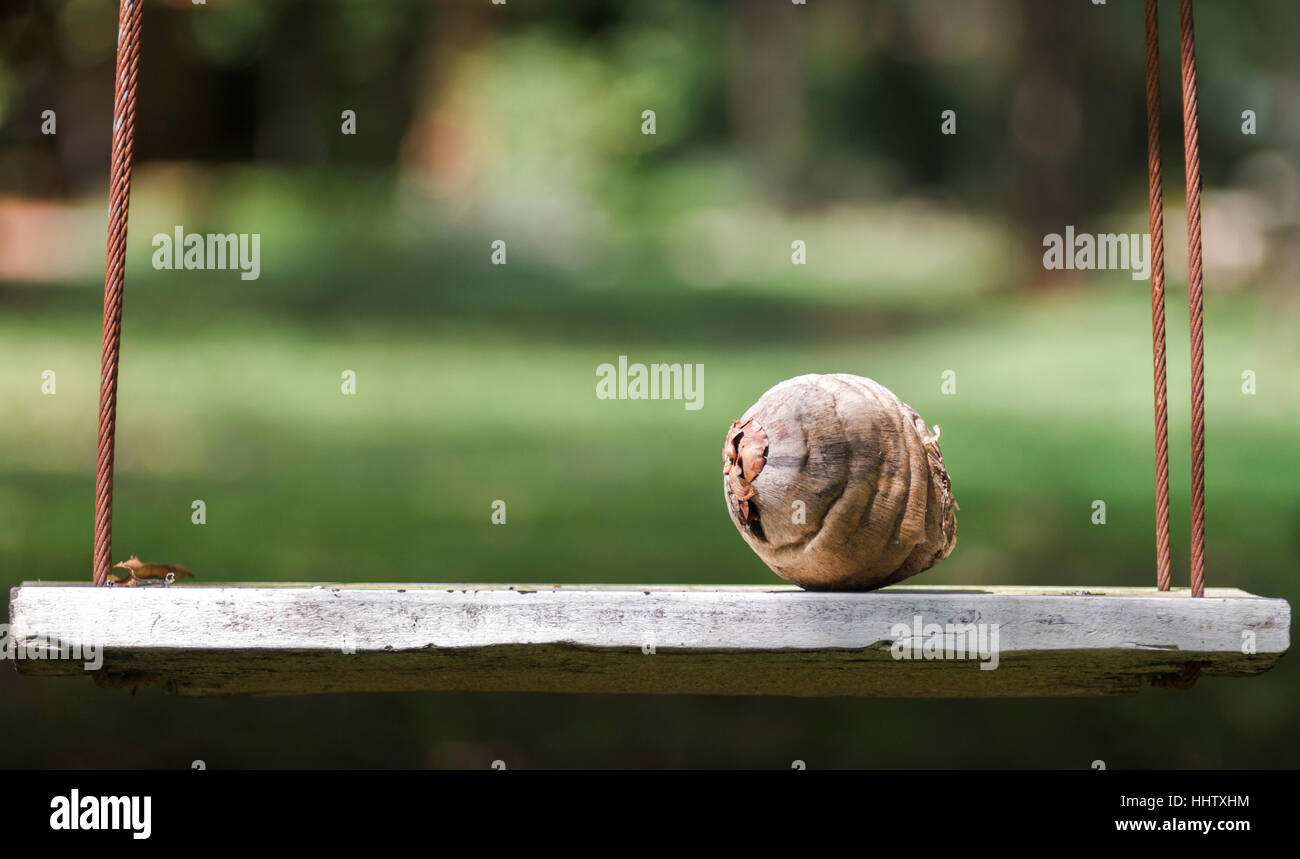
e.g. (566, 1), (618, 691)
(6, 583), (1289, 697)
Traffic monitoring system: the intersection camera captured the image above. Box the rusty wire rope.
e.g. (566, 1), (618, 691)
(1143, 0), (1174, 593)
(93, 0), (143, 587)
(1145, 0), (1209, 689)
(1144, 0), (1208, 601)
(1178, 0), (1208, 600)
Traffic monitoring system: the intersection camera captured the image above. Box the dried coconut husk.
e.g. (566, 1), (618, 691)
(723, 374), (957, 590)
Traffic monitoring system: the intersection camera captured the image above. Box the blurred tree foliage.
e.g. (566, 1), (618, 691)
(3, 0), (1297, 220)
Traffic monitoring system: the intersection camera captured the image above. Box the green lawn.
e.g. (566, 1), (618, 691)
(4, 282), (1295, 594)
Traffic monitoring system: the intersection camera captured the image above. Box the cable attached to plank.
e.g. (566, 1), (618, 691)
(93, 0), (143, 586)
(1178, 0), (1208, 600)
(1148, 0), (1209, 688)
(1144, 0), (1208, 601)
(1143, 0), (1174, 593)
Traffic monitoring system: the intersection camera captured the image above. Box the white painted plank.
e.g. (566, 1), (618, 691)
(7, 583), (1289, 698)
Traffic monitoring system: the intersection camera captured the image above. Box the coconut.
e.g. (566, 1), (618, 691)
(722, 374), (957, 590)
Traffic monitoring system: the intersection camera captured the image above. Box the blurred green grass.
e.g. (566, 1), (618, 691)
(4, 278), (1296, 593)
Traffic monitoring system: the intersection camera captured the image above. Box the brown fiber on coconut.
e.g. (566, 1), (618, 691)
(723, 374), (957, 590)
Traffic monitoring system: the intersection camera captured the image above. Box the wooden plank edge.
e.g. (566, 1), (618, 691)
(8, 584), (1289, 698)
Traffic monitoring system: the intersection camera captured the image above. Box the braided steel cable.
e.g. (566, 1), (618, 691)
(93, 0), (143, 586)
(1144, 0), (1174, 592)
(1178, 0), (1207, 599)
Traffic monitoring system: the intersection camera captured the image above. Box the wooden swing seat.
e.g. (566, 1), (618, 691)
(8, 582), (1289, 698)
